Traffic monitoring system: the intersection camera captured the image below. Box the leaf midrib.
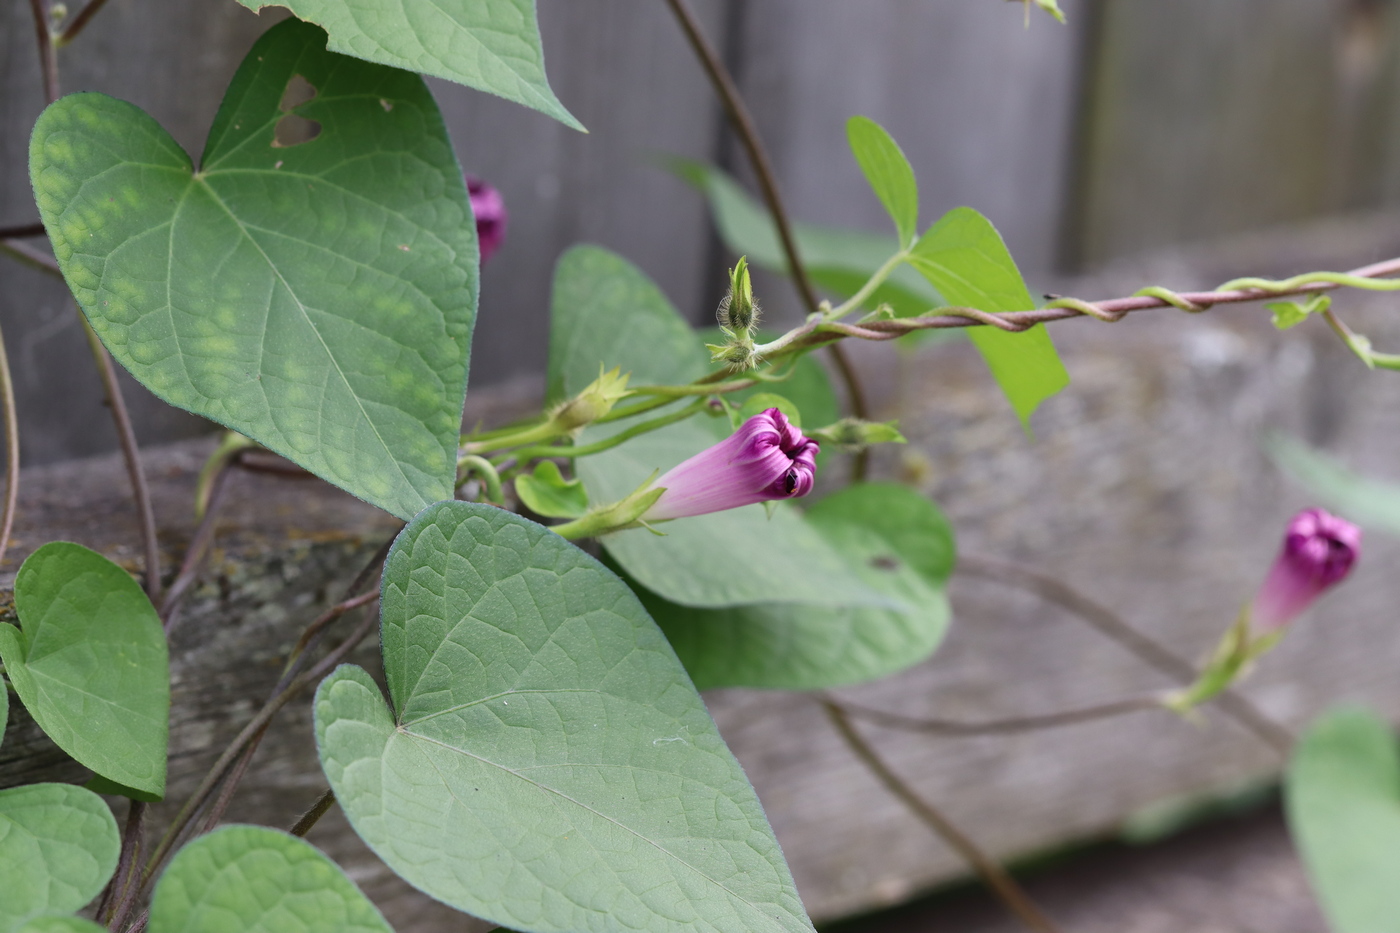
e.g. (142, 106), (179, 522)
(194, 179), (423, 507)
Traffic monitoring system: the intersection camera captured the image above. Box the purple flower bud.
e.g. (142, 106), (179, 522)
(645, 408), (819, 521)
(467, 175), (507, 263)
(1251, 508), (1361, 632)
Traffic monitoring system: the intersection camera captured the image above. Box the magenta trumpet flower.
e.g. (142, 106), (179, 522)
(645, 408), (819, 521)
(1250, 507), (1361, 632)
(467, 175), (507, 263)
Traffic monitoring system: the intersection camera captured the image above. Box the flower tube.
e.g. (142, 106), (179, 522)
(644, 408), (818, 521)
(1250, 507), (1361, 632)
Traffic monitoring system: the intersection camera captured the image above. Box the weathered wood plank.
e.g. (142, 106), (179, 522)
(1065, 0), (1400, 269)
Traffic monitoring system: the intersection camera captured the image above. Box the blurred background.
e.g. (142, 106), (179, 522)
(6, 2), (1400, 930)
(6, 0), (1400, 460)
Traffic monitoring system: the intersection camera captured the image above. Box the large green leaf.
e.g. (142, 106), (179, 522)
(315, 502), (814, 933)
(14, 918), (106, 933)
(1268, 434), (1400, 537)
(579, 419), (899, 609)
(907, 207), (1068, 430)
(1, 674), (8, 750)
(0, 784), (119, 933)
(546, 245), (707, 403)
(671, 159), (940, 319)
(236, 0), (580, 129)
(645, 483), (954, 690)
(148, 825), (392, 933)
(0, 543), (168, 798)
(1286, 707), (1400, 933)
(30, 19), (477, 521)
(846, 116), (918, 248)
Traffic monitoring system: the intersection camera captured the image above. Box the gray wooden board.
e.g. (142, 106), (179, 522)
(1066, 0), (1400, 269)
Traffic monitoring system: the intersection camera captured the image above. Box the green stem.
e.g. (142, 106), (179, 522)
(821, 249), (909, 323)
(0, 323), (21, 570)
(508, 399), (708, 465)
(456, 455), (504, 501)
(461, 419), (566, 455)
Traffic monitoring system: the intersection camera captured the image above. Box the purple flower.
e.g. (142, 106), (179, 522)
(467, 175), (507, 263)
(644, 408), (819, 521)
(1251, 507), (1361, 632)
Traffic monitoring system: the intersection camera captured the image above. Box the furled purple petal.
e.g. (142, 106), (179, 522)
(644, 408), (820, 521)
(1250, 507), (1361, 631)
(467, 175), (507, 263)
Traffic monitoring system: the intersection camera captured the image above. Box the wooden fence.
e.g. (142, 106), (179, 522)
(5, 0), (1400, 459)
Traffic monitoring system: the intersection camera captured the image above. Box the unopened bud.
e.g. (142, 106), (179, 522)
(706, 338), (760, 373)
(718, 257), (760, 333)
(550, 366), (629, 432)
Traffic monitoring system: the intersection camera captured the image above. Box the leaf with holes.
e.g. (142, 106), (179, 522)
(316, 502), (815, 933)
(846, 116), (918, 248)
(1287, 707), (1400, 933)
(30, 19), (477, 521)
(236, 0), (580, 129)
(0, 784), (120, 933)
(907, 207), (1068, 430)
(642, 483), (955, 689)
(0, 543), (168, 798)
(148, 825), (392, 933)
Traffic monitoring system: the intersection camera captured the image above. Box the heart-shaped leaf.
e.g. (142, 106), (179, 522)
(0, 543), (169, 798)
(0, 784), (119, 933)
(316, 502), (814, 933)
(907, 207), (1068, 431)
(30, 19), (477, 521)
(644, 483), (955, 689)
(236, 0), (581, 129)
(1286, 706), (1400, 933)
(148, 825), (393, 933)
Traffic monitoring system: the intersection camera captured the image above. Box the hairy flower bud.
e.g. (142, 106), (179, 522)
(717, 257), (759, 333)
(467, 175), (507, 263)
(1250, 507), (1361, 632)
(643, 408), (818, 521)
(550, 367), (630, 432)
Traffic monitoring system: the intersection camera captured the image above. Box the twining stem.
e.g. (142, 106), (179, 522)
(661, 0), (819, 313)
(821, 700), (1065, 933)
(160, 464), (234, 633)
(79, 314), (162, 602)
(957, 555), (1294, 757)
(0, 324), (21, 569)
(831, 693), (1162, 736)
(0, 223), (46, 239)
(104, 803), (151, 932)
(27, 0), (59, 104)
(0, 237), (62, 275)
(55, 0), (114, 45)
(660, 0), (872, 473)
(101, 800), (147, 931)
(822, 249), (910, 323)
(456, 455), (504, 500)
(139, 595), (380, 889)
(290, 788), (337, 837)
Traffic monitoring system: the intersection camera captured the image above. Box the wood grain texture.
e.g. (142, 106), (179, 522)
(1065, 0), (1400, 269)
